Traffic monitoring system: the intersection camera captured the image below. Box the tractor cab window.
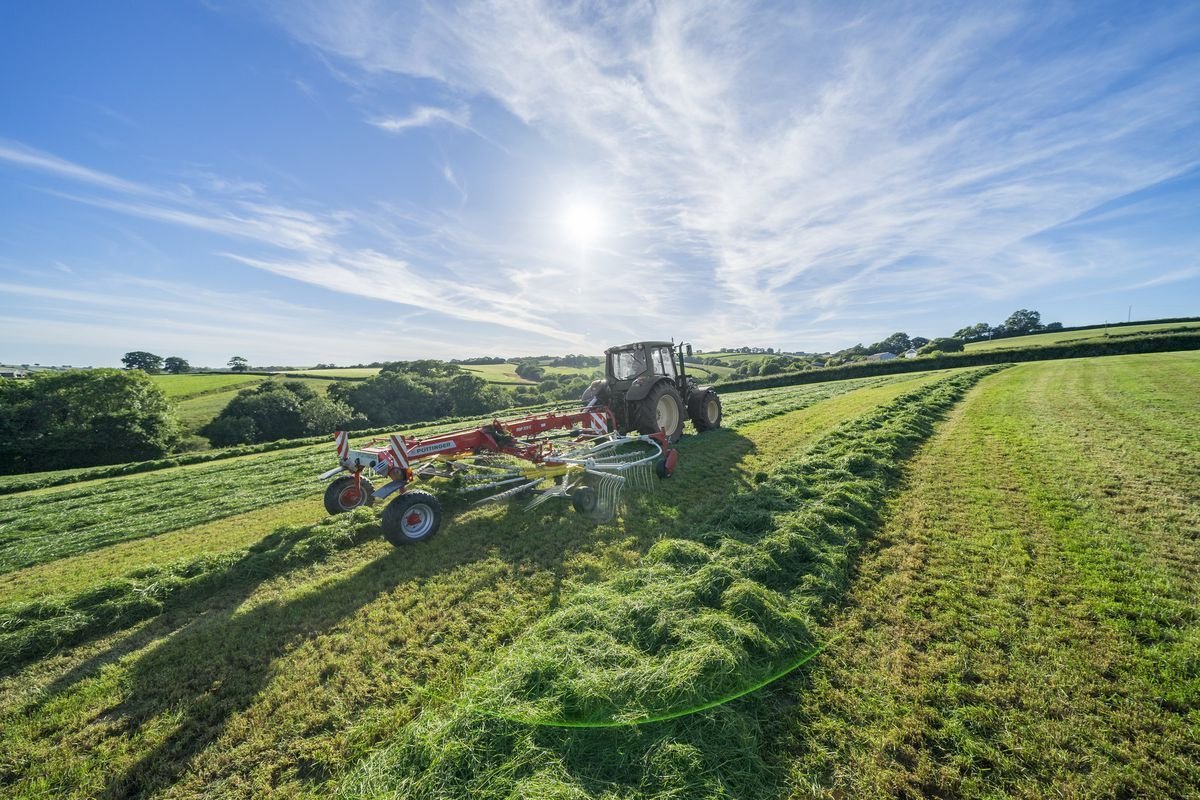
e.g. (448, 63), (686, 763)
(611, 349), (647, 380)
(652, 346), (675, 378)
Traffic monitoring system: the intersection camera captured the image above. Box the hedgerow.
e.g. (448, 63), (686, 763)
(338, 366), (1006, 799)
(718, 331), (1200, 393)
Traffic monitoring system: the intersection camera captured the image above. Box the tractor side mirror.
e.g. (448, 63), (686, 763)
(686, 344), (693, 356)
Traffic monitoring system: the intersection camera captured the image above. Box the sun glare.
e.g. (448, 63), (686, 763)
(560, 199), (604, 246)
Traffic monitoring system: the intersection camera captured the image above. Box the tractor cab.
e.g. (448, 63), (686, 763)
(584, 340), (723, 443)
(606, 341), (677, 385)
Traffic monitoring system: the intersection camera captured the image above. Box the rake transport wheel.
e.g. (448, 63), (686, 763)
(571, 486), (598, 514)
(324, 476), (376, 514)
(382, 491), (443, 545)
(688, 389), (723, 432)
(635, 383), (685, 443)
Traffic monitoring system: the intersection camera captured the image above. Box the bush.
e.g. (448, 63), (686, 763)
(202, 381), (365, 446)
(0, 369), (180, 474)
(919, 337), (964, 354)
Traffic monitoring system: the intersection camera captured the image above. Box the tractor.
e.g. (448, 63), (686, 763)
(581, 340), (722, 443)
(319, 340), (721, 545)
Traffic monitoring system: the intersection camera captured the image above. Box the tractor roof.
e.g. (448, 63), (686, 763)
(605, 341), (674, 354)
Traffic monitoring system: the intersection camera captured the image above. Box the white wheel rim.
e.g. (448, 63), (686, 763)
(400, 504), (435, 538)
(706, 397), (719, 422)
(656, 395), (679, 433)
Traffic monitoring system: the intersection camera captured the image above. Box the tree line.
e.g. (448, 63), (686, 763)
(120, 352), (252, 373)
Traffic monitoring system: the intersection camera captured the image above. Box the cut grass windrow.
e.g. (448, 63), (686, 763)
(338, 366), (1005, 799)
(0, 510), (381, 673)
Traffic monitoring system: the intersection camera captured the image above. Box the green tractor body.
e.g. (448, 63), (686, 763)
(582, 340), (722, 443)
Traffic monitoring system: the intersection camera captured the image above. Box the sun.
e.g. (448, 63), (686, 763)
(560, 199), (605, 247)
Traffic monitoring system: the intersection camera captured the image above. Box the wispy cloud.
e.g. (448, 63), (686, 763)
(2, 139), (582, 346)
(268, 0), (1200, 347)
(0, 139), (163, 197)
(369, 104), (471, 134)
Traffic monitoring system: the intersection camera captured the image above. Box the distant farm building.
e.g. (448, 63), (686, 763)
(903, 348), (919, 358)
(866, 352), (898, 362)
(0, 369), (29, 378)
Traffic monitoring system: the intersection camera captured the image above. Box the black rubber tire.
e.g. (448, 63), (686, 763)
(571, 486), (598, 514)
(323, 476), (376, 514)
(656, 458), (673, 479)
(381, 491), (443, 545)
(634, 382), (685, 443)
(689, 389), (723, 432)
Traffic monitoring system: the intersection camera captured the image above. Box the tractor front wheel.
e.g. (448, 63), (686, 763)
(689, 389), (723, 432)
(324, 476), (376, 514)
(635, 382), (685, 443)
(382, 491), (443, 545)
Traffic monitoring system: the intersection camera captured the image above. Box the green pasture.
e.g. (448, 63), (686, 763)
(459, 363), (536, 384)
(279, 368), (381, 378)
(172, 377), (341, 438)
(0, 354), (1196, 798)
(963, 319), (1200, 352)
(148, 373), (267, 399)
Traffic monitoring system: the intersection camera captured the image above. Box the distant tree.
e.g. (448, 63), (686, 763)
(910, 337), (930, 350)
(122, 351), (164, 372)
(868, 332), (912, 354)
(228, 356), (249, 373)
(514, 361), (545, 381)
(1004, 309), (1042, 334)
(0, 369), (179, 473)
(1044, 321), (1064, 331)
(954, 323), (992, 341)
(163, 356), (191, 374)
(919, 337), (965, 355)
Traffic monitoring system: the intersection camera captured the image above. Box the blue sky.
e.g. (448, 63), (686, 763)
(1, 1), (1198, 367)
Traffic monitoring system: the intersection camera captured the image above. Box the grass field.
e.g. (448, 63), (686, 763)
(963, 319), (1200, 352)
(459, 363), (537, 384)
(279, 368), (381, 379)
(149, 374), (268, 399)
(172, 377), (341, 439)
(0, 354), (1195, 798)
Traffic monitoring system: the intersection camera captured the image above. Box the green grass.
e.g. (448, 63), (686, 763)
(0, 370), (948, 797)
(2, 355), (1196, 798)
(148, 374), (267, 399)
(172, 377), (340, 438)
(964, 319), (1200, 352)
(0, 372), (931, 582)
(787, 352), (1200, 797)
(280, 368), (381, 378)
(338, 368), (998, 798)
(459, 363), (537, 384)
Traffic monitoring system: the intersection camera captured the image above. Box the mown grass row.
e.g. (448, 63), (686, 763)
(0, 510), (380, 673)
(0, 376), (905, 576)
(787, 354), (1200, 798)
(338, 366), (1004, 798)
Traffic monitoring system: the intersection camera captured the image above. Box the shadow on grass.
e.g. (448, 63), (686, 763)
(84, 430), (756, 798)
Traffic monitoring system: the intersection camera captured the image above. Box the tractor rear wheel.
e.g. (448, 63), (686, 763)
(382, 491), (443, 545)
(689, 389), (723, 432)
(324, 476), (376, 514)
(634, 382), (685, 443)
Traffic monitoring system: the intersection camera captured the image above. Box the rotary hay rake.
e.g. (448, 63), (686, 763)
(319, 407), (678, 545)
